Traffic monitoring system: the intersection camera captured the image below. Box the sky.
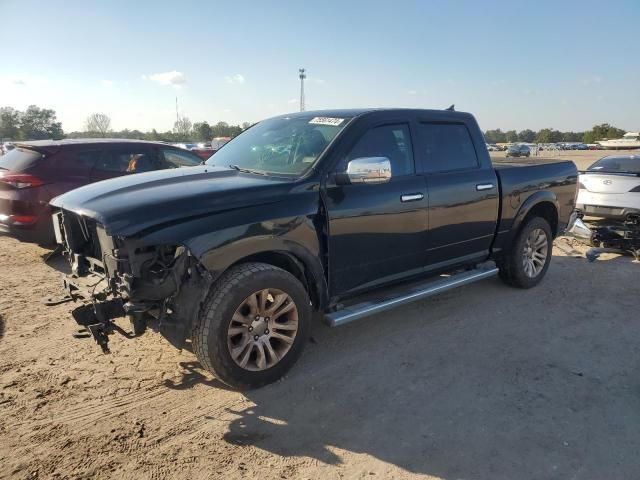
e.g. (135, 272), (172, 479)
(1, 0), (639, 133)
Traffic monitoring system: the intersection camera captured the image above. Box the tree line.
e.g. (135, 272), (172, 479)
(1, 105), (631, 146)
(0, 107), (251, 143)
(66, 113), (251, 142)
(484, 124), (627, 144)
(0, 106), (64, 140)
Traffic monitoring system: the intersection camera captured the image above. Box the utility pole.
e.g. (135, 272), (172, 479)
(175, 96), (179, 123)
(299, 68), (306, 112)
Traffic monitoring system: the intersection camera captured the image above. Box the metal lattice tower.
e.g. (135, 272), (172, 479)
(299, 68), (306, 112)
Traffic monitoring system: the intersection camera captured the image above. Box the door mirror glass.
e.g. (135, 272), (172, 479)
(341, 157), (392, 184)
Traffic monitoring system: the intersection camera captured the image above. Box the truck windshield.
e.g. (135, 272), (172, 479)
(206, 115), (351, 177)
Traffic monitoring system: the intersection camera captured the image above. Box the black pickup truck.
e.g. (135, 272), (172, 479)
(49, 108), (578, 389)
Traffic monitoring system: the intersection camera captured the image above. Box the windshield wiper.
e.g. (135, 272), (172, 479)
(227, 164), (268, 176)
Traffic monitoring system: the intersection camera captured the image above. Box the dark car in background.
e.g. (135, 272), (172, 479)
(505, 144), (531, 158)
(0, 139), (202, 244)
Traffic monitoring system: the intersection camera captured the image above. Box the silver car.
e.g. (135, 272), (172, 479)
(576, 155), (640, 221)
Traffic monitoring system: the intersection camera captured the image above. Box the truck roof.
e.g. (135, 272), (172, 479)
(273, 108), (474, 121)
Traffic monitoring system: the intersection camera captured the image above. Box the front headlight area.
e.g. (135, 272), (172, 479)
(106, 241), (189, 306)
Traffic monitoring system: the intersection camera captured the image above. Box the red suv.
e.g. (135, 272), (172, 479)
(0, 139), (203, 244)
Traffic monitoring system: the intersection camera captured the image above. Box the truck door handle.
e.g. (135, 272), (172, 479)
(401, 193), (424, 202)
(476, 183), (495, 191)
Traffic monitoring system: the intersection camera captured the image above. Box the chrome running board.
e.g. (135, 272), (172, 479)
(325, 265), (499, 327)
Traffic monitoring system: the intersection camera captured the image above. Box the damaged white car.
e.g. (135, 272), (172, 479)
(570, 154), (640, 259)
(576, 154), (640, 221)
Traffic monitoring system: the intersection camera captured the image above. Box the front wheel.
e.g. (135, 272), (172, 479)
(192, 262), (311, 389)
(498, 217), (552, 288)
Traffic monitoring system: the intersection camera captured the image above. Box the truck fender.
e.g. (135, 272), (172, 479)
(511, 190), (559, 237)
(184, 227), (329, 310)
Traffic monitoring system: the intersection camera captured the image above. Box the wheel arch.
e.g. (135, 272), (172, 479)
(227, 250), (328, 311)
(513, 191), (559, 238)
(189, 235), (328, 312)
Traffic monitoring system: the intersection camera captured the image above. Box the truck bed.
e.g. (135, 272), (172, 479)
(492, 159), (578, 251)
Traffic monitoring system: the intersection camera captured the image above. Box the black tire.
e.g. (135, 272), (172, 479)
(498, 217), (552, 289)
(192, 262), (311, 389)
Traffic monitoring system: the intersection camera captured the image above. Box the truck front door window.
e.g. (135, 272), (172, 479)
(346, 124), (414, 176)
(326, 122), (428, 295)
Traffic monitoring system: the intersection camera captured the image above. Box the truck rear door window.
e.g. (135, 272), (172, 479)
(417, 123), (479, 173)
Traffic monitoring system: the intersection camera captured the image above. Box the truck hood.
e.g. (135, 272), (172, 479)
(50, 166), (294, 236)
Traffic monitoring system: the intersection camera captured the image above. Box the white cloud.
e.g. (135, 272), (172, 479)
(582, 75), (603, 86)
(308, 77), (326, 84)
(0, 76), (28, 87)
(225, 74), (245, 84)
(101, 80), (114, 87)
(287, 98), (298, 104)
(146, 71), (187, 88)
(407, 90), (417, 95)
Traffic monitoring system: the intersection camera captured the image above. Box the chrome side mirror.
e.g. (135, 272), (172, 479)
(341, 157), (392, 185)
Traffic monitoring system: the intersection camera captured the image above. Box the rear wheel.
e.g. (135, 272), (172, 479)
(498, 217), (552, 288)
(192, 262), (310, 389)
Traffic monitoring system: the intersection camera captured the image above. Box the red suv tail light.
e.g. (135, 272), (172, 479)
(0, 173), (47, 189)
(0, 214), (38, 225)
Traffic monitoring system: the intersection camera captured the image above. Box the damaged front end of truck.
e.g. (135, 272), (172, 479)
(52, 209), (211, 353)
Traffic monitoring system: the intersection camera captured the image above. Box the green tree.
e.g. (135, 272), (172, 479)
(19, 105), (63, 140)
(505, 130), (518, 142)
(561, 131), (583, 142)
(193, 121), (213, 141)
(535, 128), (562, 144)
(484, 129), (506, 143)
(517, 129), (535, 143)
(173, 117), (193, 140)
(144, 128), (161, 141)
(211, 121), (231, 137)
(0, 107), (21, 140)
(583, 123), (625, 143)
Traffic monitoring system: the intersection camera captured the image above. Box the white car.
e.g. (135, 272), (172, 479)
(576, 155), (640, 221)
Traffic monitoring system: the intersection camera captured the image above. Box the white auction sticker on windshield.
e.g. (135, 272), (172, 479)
(309, 117), (345, 126)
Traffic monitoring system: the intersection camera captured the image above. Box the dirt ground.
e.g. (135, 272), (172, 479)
(491, 149), (609, 171)
(1, 151), (640, 479)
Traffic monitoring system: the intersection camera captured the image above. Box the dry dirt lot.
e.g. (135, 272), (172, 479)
(1, 150), (639, 479)
(491, 149), (608, 171)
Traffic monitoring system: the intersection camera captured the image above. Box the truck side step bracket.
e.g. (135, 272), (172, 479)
(325, 264), (499, 327)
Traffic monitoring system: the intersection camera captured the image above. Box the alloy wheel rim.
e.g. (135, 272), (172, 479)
(522, 228), (548, 278)
(227, 288), (299, 371)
